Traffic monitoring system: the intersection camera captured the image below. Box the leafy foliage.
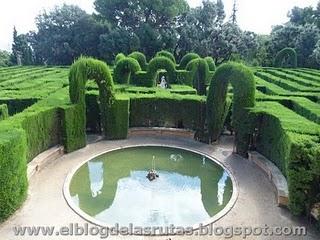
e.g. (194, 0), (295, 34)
(207, 62), (255, 156)
(128, 52), (147, 70)
(156, 50), (176, 64)
(113, 57), (141, 84)
(204, 57), (216, 71)
(179, 53), (200, 70)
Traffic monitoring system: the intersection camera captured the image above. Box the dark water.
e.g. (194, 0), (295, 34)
(69, 146), (233, 227)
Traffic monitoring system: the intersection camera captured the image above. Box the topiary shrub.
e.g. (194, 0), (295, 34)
(147, 57), (176, 86)
(0, 104), (9, 120)
(186, 58), (209, 95)
(131, 71), (154, 87)
(274, 48), (298, 68)
(113, 57), (141, 84)
(204, 56), (216, 71)
(207, 62), (255, 156)
(128, 51), (147, 70)
(68, 57), (115, 149)
(0, 129), (28, 222)
(105, 96), (130, 140)
(179, 53), (200, 70)
(115, 53), (126, 65)
(156, 50), (176, 64)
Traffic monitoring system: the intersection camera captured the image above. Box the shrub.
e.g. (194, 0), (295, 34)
(113, 57), (141, 84)
(115, 53), (126, 65)
(207, 62), (255, 156)
(147, 57), (176, 86)
(60, 104), (86, 153)
(69, 57), (115, 145)
(179, 53), (200, 70)
(274, 48), (298, 68)
(156, 50), (176, 64)
(250, 102), (320, 217)
(129, 93), (206, 130)
(175, 70), (193, 86)
(105, 96), (130, 139)
(186, 58), (209, 95)
(0, 104), (8, 120)
(128, 51), (147, 70)
(204, 57), (216, 71)
(131, 71), (154, 87)
(0, 129), (28, 222)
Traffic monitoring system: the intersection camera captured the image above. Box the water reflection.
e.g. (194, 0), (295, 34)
(69, 147), (233, 227)
(217, 171), (229, 206)
(87, 161), (104, 198)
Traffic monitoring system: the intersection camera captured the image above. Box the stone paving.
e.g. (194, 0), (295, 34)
(0, 135), (318, 240)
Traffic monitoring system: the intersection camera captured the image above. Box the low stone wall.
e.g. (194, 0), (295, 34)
(248, 151), (289, 207)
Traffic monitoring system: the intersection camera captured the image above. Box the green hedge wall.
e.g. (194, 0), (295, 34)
(131, 71), (154, 87)
(179, 53), (200, 70)
(129, 94), (206, 130)
(251, 101), (320, 217)
(0, 88), (70, 221)
(0, 104), (8, 120)
(0, 129), (28, 222)
(128, 51), (147, 70)
(60, 104), (86, 153)
(105, 96), (130, 140)
(113, 57), (141, 84)
(156, 50), (176, 64)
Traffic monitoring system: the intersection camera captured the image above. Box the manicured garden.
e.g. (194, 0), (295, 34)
(0, 50), (319, 232)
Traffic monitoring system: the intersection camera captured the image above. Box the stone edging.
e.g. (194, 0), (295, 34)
(128, 127), (195, 138)
(248, 151), (289, 206)
(27, 146), (64, 180)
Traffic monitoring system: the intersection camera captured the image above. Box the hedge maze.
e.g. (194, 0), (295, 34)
(0, 51), (319, 229)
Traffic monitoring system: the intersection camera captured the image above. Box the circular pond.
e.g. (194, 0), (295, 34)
(64, 146), (236, 228)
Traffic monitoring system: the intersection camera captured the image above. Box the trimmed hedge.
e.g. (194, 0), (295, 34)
(0, 87), (70, 221)
(60, 104), (86, 153)
(147, 57), (176, 86)
(115, 53), (126, 65)
(0, 104), (8, 120)
(105, 96), (130, 140)
(204, 57), (216, 71)
(207, 62), (255, 156)
(156, 50), (176, 64)
(129, 93), (206, 131)
(69, 57), (115, 145)
(274, 48), (298, 68)
(179, 53), (200, 70)
(131, 71), (153, 87)
(128, 51), (147, 70)
(113, 57), (141, 84)
(0, 129), (28, 222)
(251, 102), (320, 217)
(186, 58), (209, 95)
